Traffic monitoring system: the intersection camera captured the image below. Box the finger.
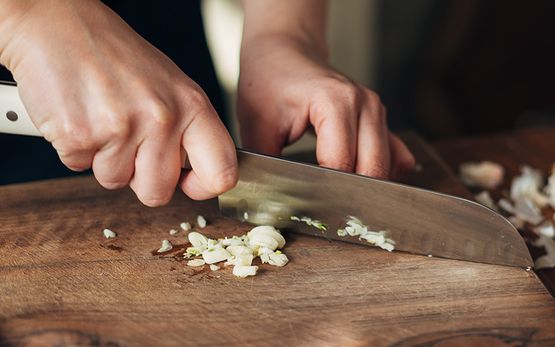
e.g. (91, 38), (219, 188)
(179, 107), (238, 200)
(354, 96), (390, 179)
(50, 124), (97, 172)
(180, 168), (220, 200)
(56, 149), (95, 172)
(312, 102), (357, 172)
(92, 142), (136, 189)
(239, 117), (286, 156)
(129, 134), (181, 207)
(388, 132), (416, 179)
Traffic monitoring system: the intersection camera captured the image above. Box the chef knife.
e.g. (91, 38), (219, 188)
(0, 82), (533, 268)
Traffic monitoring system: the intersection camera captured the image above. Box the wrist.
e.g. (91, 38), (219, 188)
(0, 0), (39, 69)
(241, 32), (328, 67)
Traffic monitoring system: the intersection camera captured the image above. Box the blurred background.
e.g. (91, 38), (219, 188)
(2, 0), (555, 183)
(203, 0), (555, 147)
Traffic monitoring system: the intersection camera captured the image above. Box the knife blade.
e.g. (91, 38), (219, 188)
(219, 150), (533, 268)
(0, 82), (533, 268)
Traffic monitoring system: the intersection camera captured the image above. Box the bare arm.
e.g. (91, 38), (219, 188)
(238, 0), (414, 178)
(0, 0), (237, 205)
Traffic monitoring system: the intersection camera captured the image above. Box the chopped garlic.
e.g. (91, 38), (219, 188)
(197, 215), (207, 228)
(459, 161), (504, 189)
(233, 265), (258, 278)
(180, 222), (192, 231)
(533, 221), (555, 238)
(533, 235), (555, 270)
(248, 233), (279, 251)
(546, 164), (555, 209)
(157, 239), (173, 253)
(103, 229), (117, 239)
(474, 191), (498, 211)
(514, 197), (544, 225)
(188, 231), (208, 247)
(226, 245), (253, 257)
(184, 246), (203, 258)
(290, 216), (328, 231)
(209, 264), (220, 271)
(337, 216), (395, 252)
(187, 259), (206, 267)
(511, 166), (549, 208)
(268, 252), (289, 267)
(221, 236), (244, 247)
(248, 226), (286, 248)
(229, 254), (254, 266)
(169, 229), (179, 235)
(177, 226), (288, 278)
(202, 248), (231, 264)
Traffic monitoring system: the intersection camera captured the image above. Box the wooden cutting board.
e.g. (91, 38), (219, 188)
(1, 134), (555, 347)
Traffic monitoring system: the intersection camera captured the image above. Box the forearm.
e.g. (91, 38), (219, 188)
(240, 0), (328, 60)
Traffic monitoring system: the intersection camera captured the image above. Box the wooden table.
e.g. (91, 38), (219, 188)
(1, 131), (555, 346)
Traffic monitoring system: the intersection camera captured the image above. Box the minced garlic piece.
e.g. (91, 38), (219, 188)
(459, 161), (504, 189)
(197, 215), (207, 228)
(337, 216), (395, 252)
(233, 265), (258, 278)
(187, 259), (206, 267)
(169, 229), (179, 235)
(290, 216), (328, 231)
(180, 222), (192, 231)
(157, 239), (173, 253)
(103, 229), (117, 239)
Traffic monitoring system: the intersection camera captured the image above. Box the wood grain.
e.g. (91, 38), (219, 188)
(1, 135), (554, 347)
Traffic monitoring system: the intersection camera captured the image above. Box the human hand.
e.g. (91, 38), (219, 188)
(0, 0), (237, 205)
(237, 35), (415, 179)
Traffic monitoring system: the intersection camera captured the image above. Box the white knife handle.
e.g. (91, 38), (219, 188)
(0, 82), (41, 136)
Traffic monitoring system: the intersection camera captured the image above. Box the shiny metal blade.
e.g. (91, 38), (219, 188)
(218, 150), (533, 268)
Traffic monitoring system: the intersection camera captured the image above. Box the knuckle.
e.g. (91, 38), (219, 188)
(184, 87), (210, 109)
(147, 98), (175, 129)
(106, 114), (132, 140)
(365, 90), (382, 105)
(326, 81), (361, 107)
(58, 122), (96, 152)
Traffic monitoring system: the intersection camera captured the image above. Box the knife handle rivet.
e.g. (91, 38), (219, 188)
(6, 111), (18, 122)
